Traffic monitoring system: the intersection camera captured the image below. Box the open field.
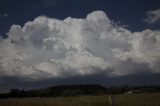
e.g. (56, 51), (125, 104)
(115, 93), (160, 106)
(0, 93), (159, 106)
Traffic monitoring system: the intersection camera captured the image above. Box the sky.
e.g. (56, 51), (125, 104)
(0, 0), (160, 92)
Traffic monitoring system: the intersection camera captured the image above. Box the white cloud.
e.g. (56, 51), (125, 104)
(143, 9), (160, 24)
(0, 10), (160, 80)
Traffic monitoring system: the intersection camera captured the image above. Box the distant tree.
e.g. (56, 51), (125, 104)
(120, 85), (131, 94)
(0, 84), (159, 99)
(9, 89), (21, 97)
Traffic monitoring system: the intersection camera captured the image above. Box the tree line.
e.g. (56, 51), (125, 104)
(0, 84), (160, 98)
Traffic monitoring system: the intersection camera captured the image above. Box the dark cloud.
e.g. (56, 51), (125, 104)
(1, 71), (160, 93)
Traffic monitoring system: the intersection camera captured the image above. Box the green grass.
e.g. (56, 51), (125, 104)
(116, 93), (160, 106)
(0, 93), (159, 106)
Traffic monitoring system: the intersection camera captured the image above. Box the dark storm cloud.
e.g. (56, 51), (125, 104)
(1, 71), (160, 93)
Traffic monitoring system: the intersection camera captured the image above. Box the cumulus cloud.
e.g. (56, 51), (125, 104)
(0, 10), (160, 80)
(143, 9), (160, 24)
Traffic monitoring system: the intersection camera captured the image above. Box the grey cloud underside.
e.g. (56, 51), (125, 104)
(0, 10), (160, 80)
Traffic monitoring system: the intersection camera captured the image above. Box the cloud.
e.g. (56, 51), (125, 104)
(0, 13), (8, 19)
(0, 10), (160, 81)
(143, 9), (160, 24)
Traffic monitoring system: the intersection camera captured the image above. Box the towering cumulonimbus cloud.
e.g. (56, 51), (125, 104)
(0, 10), (160, 80)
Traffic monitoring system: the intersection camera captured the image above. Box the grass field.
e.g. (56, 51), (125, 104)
(115, 93), (160, 106)
(0, 93), (159, 106)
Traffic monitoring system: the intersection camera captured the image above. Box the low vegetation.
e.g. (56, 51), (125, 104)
(0, 84), (160, 98)
(0, 93), (160, 106)
(116, 93), (160, 106)
(0, 84), (160, 106)
(0, 96), (110, 106)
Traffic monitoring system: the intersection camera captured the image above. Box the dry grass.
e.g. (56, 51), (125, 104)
(0, 93), (160, 106)
(0, 95), (110, 106)
(116, 93), (160, 106)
